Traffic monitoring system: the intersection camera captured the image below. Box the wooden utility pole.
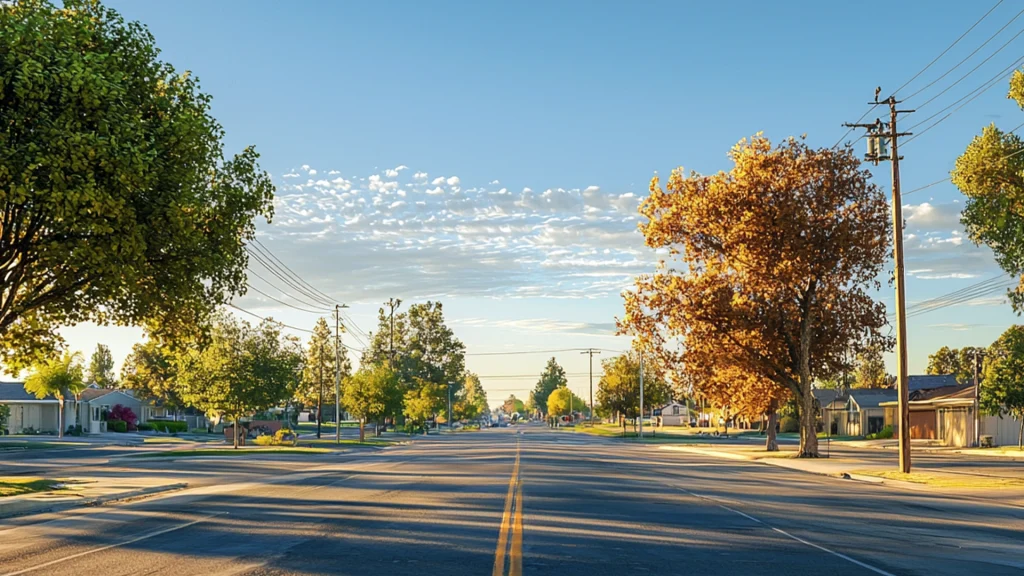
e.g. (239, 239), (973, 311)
(317, 340), (324, 439)
(973, 349), (984, 447)
(845, 91), (914, 473)
(581, 349), (600, 425)
(384, 298), (402, 366)
(334, 304), (348, 445)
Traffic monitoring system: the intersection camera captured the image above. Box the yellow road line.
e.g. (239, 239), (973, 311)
(492, 438), (521, 576)
(509, 469), (524, 576)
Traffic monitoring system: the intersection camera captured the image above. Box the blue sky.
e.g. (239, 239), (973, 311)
(56, 0), (1024, 404)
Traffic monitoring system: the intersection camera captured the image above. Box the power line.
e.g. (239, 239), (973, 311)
(245, 247), (333, 308)
(244, 283), (331, 315)
(894, 274), (1006, 316)
(902, 4), (1024, 102)
(832, 0), (1006, 149)
(902, 54), (1024, 144)
(245, 267), (334, 312)
(905, 280), (1016, 319)
(227, 304), (365, 353)
(465, 347), (627, 357)
(911, 28), (1024, 113)
(251, 238), (339, 307)
(893, 0), (1005, 97)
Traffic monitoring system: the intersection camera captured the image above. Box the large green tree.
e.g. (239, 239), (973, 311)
(981, 325), (1024, 448)
(24, 351), (86, 437)
(455, 372), (488, 421)
(343, 364), (401, 441)
(88, 344), (116, 388)
(502, 395), (525, 416)
(120, 338), (182, 412)
(297, 318), (349, 437)
(530, 358), (568, 417)
(596, 353), (671, 432)
(175, 313), (302, 448)
(953, 68), (1024, 310)
(546, 386), (587, 418)
(926, 346), (985, 385)
(853, 340), (890, 389)
(0, 0), (274, 370)
(361, 301), (465, 402)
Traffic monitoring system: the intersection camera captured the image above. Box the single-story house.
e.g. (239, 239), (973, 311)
(0, 381), (71, 434)
(1, 382), (175, 435)
(881, 383), (1023, 447)
(654, 401), (691, 426)
(827, 389), (896, 437)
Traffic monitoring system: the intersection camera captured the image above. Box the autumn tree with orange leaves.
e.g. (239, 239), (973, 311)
(620, 135), (890, 457)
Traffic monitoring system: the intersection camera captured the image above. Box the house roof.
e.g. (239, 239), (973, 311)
(813, 389), (843, 408)
(0, 381), (57, 402)
(881, 385), (976, 408)
(908, 374), (960, 391)
(848, 389), (898, 409)
(79, 388), (116, 402)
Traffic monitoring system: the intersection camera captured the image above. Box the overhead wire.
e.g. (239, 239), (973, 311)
(245, 245), (336, 309)
(244, 267), (333, 312)
(244, 283), (331, 315)
(251, 238), (339, 306)
(228, 304), (366, 353)
(901, 120), (1024, 195)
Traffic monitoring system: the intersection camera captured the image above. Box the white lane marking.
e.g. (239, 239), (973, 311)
(675, 487), (896, 576)
(0, 513), (222, 576)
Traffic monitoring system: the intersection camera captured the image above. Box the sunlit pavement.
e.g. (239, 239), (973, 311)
(0, 424), (1022, 576)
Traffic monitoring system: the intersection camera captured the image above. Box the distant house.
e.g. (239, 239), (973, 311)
(826, 389), (897, 437)
(0, 381), (71, 434)
(880, 383), (1023, 448)
(654, 401), (690, 426)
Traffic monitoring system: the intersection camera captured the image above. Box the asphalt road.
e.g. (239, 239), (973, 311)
(1, 425), (1022, 575)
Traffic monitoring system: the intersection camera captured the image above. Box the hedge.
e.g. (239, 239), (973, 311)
(107, 419), (127, 433)
(780, 416), (799, 433)
(866, 425), (894, 440)
(149, 420), (188, 433)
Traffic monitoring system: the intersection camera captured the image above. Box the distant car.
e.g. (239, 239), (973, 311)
(490, 422), (499, 428)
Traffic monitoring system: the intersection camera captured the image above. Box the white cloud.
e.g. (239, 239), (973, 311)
(308, 169), (317, 176)
(490, 180), (500, 185)
(432, 176), (446, 186)
(301, 164), (310, 171)
(426, 187), (445, 195)
(446, 176), (461, 187)
(414, 172), (428, 181)
(328, 170), (340, 175)
(283, 172), (300, 178)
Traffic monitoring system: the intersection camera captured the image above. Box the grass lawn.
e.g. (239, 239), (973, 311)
(0, 477), (63, 497)
(132, 447), (333, 458)
(142, 437), (197, 444)
(970, 447), (1024, 457)
(299, 438), (391, 447)
(851, 469), (1024, 488)
(294, 421), (359, 433)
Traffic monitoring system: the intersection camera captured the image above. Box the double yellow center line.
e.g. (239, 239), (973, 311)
(493, 436), (524, 576)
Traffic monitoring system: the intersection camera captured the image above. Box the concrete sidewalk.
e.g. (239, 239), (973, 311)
(0, 476), (187, 520)
(660, 443), (1024, 506)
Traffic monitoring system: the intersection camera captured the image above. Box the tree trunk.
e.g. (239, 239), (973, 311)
(358, 418), (365, 443)
(798, 388), (818, 457)
(316, 395), (322, 439)
(58, 399), (64, 439)
(233, 417), (239, 449)
(1018, 419), (1022, 450)
(766, 410), (779, 452)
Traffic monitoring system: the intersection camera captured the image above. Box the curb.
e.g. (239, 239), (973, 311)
(0, 482), (188, 521)
(658, 445), (757, 461)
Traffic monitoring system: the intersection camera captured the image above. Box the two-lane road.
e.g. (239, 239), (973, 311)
(1, 426), (1022, 575)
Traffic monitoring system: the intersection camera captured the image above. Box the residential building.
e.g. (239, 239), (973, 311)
(0, 381), (72, 434)
(880, 383), (1023, 448)
(654, 401), (690, 426)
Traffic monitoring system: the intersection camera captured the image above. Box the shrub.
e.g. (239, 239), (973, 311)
(136, 422), (153, 431)
(253, 435), (274, 446)
(149, 420), (188, 433)
(65, 425), (83, 436)
(866, 425), (894, 440)
(109, 405), (138, 429)
(780, 416), (799, 433)
(107, 419), (127, 433)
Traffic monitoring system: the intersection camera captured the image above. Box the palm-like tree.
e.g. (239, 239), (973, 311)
(24, 351), (87, 438)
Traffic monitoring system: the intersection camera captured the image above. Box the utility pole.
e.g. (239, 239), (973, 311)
(639, 355), (644, 440)
(317, 340), (324, 439)
(845, 90), (914, 473)
(448, 382), (453, 432)
(384, 298), (402, 366)
(581, 349), (600, 425)
(973, 349), (984, 447)
(335, 304), (348, 445)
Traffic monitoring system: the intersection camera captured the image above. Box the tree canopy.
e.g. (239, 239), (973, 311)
(596, 353), (671, 421)
(0, 0), (274, 370)
(502, 395), (525, 415)
(952, 69), (1024, 311)
(175, 313), (302, 447)
(88, 344), (116, 388)
(530, 357), (567, 416)
(120, 338), (182, 410)
(296, 318), (347, 410)
(981, 325), (1024, 448)
(619, 135), (890, 457)
(24, 351), (86, 437)
(343, 363), (401, 441)
(853, 339), (891, 389)
(455, 373), (488, 421)
(926, 346), (984, 385)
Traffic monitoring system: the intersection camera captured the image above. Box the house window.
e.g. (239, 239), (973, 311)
(93, 407), (100, 421)
(847, 410), (860, 424)
(672, 406), (680, 415)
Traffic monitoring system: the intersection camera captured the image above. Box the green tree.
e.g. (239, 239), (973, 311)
(175, 313), (302, 448)
(455, 373), (488, 421)
(343, 364), (401, 442)
(403, 381), (444, 433)
(362, 302), (466, 402)
(0, 0), (274, 370)
(925, 345), (984, 384)
(24, 351), (86, 437)
(981, 325), (1024, 448)
(953, 69), (1024, 311)
(0, 404), (10, 434)
(596, 353), (671, 433)
(296, 318), (349, 437)
(530, 358), (568, 417)
(88, 344), (116, 388)
(120, 338), (183, 413)
(502, 395), (526, 415)
(546, 386), (588, 418)
(853, 341), (890, 389)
